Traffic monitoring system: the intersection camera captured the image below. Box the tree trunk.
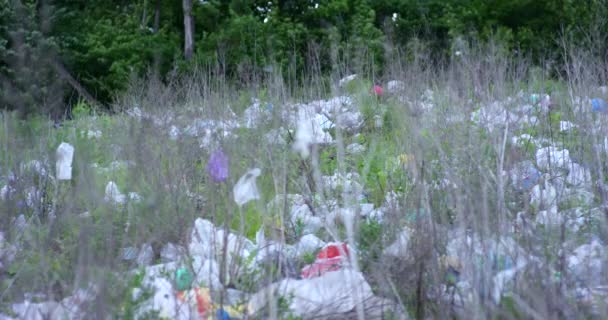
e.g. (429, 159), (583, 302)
(141, 0), (148, 28)
(153, 0), (161, 33)
(152, 0), (161, 74)
(182, 0), (194, 60)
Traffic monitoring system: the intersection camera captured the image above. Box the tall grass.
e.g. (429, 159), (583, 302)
(1, 35), (607, 319)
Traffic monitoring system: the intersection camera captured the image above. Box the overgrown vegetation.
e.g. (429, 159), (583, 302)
(1, 33), (607, 318)
(1, 0), (607, 116)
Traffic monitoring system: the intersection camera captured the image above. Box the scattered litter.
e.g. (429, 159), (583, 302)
(568, 239), (605, 284)
(248, 269), (373, 318)
(292, 109), (333, 158)
(189, 218), (255, 280)
(169, 125), (181, 140)
(56, 142), (74, 180)
(290, 203), (322, 235)
(338, 74), (357, 87)
(233, 168), (261, 207)
(175, 267), (193, 291)
(161, 243), (184, 263)
(386, 80), (405, 93)
(121, 247), (138, 261)
(530, 180), (557, 210)
(137, 243), (154, 267)
(536, 147), (571, 171)
(242, 99), (271, 128)
(87, 130), (102, 139)
(301, 243), (350, 279)
(295, 234), (326, 257)
(346, 143), (366, 154)
(373, 85), (384, 97)
(566, 163), (591, 187)
(559, 121), (577, 132)
(591, 98), (608, 113)
(104, 182), (140, 205)
(384, 228), (413, 258)
(510, 161), (541, 191)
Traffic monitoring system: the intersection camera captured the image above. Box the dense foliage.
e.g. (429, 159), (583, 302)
(1, 0), (606, 115)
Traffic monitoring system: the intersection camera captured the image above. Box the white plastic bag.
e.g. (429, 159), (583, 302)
(56, 142), (74, 180)
(248, 269), (373, 317)
(104, 181), (126, 204)
(233, 168), (261, 207)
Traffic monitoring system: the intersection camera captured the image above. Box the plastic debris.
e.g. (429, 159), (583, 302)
(103, 181), (140, 205)
(13, 214), (27, 234)
(11, 301), (68, 320)
(56, 142), (74, 180)
(104, 181), (125, 204)
(384, 228), (413, 258)
(510, 161), (541, 191)
(373, 85), (384, 96)
(121, 247), (138, 261)
(374, 114), (383, 128)
(440, 255), (462, 284)
(290, 203), (322, 235)
(175, 267), (193, 291)
(189, 218), (255, 282)
(137, 243), (154, 267)
(338, 74), (357, 87)
(248, 269), (373, 318)
(568, 239), (605, 284)
(346, 143), (365, 154)
(301, 243), (350, 279)
(566, 163), (591, 187)
(87, 130), (102, 139)
(295, 234), (326, 257)
(149, 278), (189, 319)
(140, 274), (244, 320)
(233, 168), (261, 207)
(242, 99), (271, 128)
(192, 257), (223, 290)
(536, 147), (571, 171)
(530, 93), (551, 109)
(160, 243), (184, 263)
(292, 109), (333, 158)
(530, 180), (557, 210)
(559, 121), (577, 132)
(206, 149), (230, 183)
(386, 80), (406, 93)
(322, 172), (363, 196)
(591, 98), (608, 113)
(169, 125), (181, 140)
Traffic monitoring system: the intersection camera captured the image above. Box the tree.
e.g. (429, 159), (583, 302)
(183, 0), (194, 60)
(0, 0), (66, 118)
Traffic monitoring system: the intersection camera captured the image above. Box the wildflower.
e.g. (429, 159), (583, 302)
(206, 149), (229, 182)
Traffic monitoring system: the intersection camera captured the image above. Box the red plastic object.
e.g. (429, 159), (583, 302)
(301, 243), (350, 279)
(317, 243), (349, 259)
(176, 287), (211, 318)
(373, 85), (384, 96)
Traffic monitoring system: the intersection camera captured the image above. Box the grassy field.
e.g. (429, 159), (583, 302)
(1, 41), (608, 319)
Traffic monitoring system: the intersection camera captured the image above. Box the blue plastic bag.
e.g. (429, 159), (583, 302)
(592, 98), (608, 113)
